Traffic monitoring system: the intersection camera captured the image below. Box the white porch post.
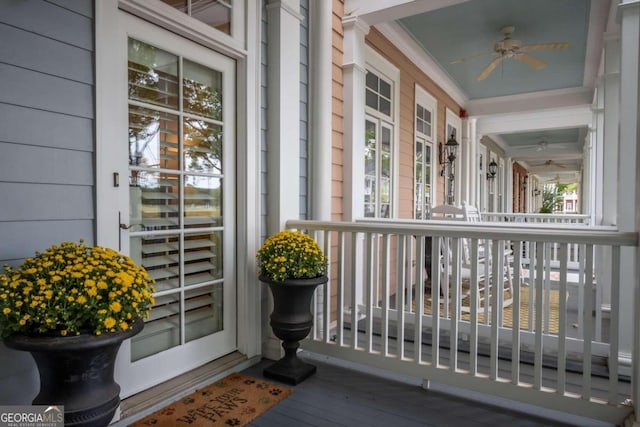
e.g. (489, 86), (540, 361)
(592, 83), (605, 225)
(594, 35), (620, 356)
(310, 0), (332, 222)
(265, 0), (302, 359)
(505, 157), (513, 213)
(601, 33), (620, 227)
(342, 16), (369, 221)
(342, 15), (369, 314)
(618, 2), (640, 422)
(464, 117), (478, 207)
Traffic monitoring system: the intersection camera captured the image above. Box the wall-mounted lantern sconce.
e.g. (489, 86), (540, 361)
(438, 134), (458, 178)
(445, 133), (459, 164)
(444, 133), (458, 205)
(486, 159), (498, 180)
(522, 177), (528, 191)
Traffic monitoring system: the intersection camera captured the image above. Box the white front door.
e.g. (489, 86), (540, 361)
(102, 13), (237, 397)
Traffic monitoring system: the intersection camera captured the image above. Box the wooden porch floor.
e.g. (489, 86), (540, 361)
(242, 356), (613, 427)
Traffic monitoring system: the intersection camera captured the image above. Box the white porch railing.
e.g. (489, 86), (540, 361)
(482, 212), (591, 225)
(286, 219), (638, 425)
(482, 213), (591, 268)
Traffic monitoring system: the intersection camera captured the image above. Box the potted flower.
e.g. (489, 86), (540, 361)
(0, 240), (155, 427)
(257, 230), (327, 385)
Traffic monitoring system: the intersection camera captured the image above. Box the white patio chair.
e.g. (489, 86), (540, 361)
(429, 204), (513, 314)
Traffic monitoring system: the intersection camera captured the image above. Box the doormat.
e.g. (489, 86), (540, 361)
(130, 373), (291, 427)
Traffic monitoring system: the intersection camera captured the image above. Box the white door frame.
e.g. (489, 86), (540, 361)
(95, 0), (261, 397)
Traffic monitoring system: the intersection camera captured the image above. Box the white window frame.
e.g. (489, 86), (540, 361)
(414, 84), (437, 218)
(364, 46), (399, 218)
(118, 0), (246, 59)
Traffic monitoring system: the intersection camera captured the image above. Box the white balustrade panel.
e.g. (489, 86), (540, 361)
(289, 219), (636, 425)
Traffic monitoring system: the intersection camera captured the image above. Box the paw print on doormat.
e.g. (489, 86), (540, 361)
(256, 382), (268, 390)
(182, 397), (195, 405)
(241, 407), (257, 415)
(161, 407), (175, 416)
(201, 390), (212, 396)
(225, 418), (241, 426)
(269, 388), (283, 396)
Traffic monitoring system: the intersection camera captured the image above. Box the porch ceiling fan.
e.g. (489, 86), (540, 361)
(452, 26), (570, 81)
(542, 159), (567, 168)
(511, 140), (574, 152)
(543, 174), (562, 183)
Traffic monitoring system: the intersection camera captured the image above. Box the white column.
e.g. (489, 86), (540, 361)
(601, 33), (620, 227)
(617, 2), (640, 419)
(342, 16), (369, 221)
(460, 118), (469, 205)
(310, 0), (332, 221)
(265, 0), (303, 359)
(593, 82), (605, 225)
(505, 158), (513, 213)
(466, 118), (478, 207)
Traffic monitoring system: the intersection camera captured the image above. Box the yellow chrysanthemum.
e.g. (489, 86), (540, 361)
(0, 240), (155, 337)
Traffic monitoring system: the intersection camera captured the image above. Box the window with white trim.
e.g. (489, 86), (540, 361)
(160, 0), (232, 35)
(414, 86), (436, 219)
(364, 68), (395, 218)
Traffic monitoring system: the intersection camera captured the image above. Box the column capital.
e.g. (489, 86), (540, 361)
(342, 15), (371, 35)
(266, 0), (304, 22)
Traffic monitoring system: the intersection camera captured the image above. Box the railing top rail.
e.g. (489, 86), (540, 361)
(286, 219), (638, 247)
(483, 212), (591, 219)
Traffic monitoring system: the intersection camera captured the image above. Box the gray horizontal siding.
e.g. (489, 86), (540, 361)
(45, 0), (93, 18)
(0, 23), (94, 84)
(0, 183), (94, 221)
(0, 0), (93, 50)
(0, 220), (95, 265)
(0, 0), (95, 406)
(0, 63), (93, 118)
(0, 104), (93, 151)
(0, 143), (94, 185)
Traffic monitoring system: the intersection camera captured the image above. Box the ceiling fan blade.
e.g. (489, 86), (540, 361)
(516, 53), (546, 70)
(521, 42), (570, 51)
(450, 51), (496, 64)
(477, 56), (505, 81)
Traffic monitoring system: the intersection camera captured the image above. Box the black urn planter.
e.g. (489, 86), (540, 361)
(260, 275), (328, 385)
(4, 320), (144, 427)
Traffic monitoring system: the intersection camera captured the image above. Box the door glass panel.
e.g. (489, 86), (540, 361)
(184, 176), (222, 228)
(184, 232), (223, 285)
(183, 60), (223, 120)
(130, 172), (180, 231)
(128, 40), (178, 109)
(131, 292), (181, 361)
(185, 283), (223, 342)
(129, 107), (179, 169)
(128, 38), (229, 361)
(184, 118), (222, 173)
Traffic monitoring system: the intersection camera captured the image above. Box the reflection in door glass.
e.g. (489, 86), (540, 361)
(127, 38), (228, 361)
